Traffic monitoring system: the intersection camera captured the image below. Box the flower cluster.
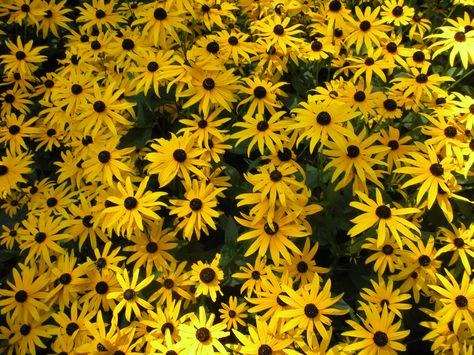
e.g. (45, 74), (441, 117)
(0, 0), (473, 354)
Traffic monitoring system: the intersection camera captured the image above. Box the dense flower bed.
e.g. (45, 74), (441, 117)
(0, 0), (473, 354)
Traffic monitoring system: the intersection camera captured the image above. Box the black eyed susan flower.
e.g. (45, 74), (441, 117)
(146, 133), (209, 187)
(46, 252), (89, 311)
(247, 270), (294, 321)
(214, 30), (256, 66)
(0, 265), (49, 323)
(390, 67), (454, 104)
(76, 82), (136, 136)
(381, 0), (415, 27)
(278, 276), (348, 341)
(219, 296), (249, 330)
(100, 176), (167, 236)
(50, 300), (93, 345)
(437, 223), (474, 275)
(144, 299), (184, 350)
(343, 47), (394, 84)
(190, 253), (224, 302)
(343, 303), (410, 353)
(238, 76), (287, 116)
(32, 182), (75, 219)
(233, 111), (289, 156)
(339, 80), (384, 118)
(236, 208), (309, 265)
(0, 223), (22, 250)
(169, 179), (224, 241)
(323, 127), (388, 193)
(345, 6), (391, 53)
(8, 312), (54, 355)
(429, 269), (474, 333)
(233, 316), (293, 354)
(359, 277), (411, 318)
(123, 219), (177, 275)
(20, 213), (70, 266)
(194, 0), (237, 31)
(77, 0), (125, 32)
(82, 137), (134, 186)
(395, 144), (457, 209)
(85, 241), (125, 275)
(427, 12), (474, 69)
(80, 269), (121, 313)
(178, 107), (230, 149)
(0, 149), (33, 198)
(251, 14), (304, 55)
(3, 0), (46, 27)
(279, 239), (329, 286)
(132, 1), (190, 47)
(0, 37), (47, 76)
(179, 66), (241, 117)
(0, 113), (38, 154)
(37, 0), (72, 38)
(50, 70), (95, 116)
(149, 261), (194, 306)
(0, 87), (33, 116)
(402, 236), (441, 287)
(232, 256), (270, 298)
(107, 268), (154, 321)
(362, 235), (404, 276)
(178, 306), (229, 354)
(348, 188), (420, 248)
(289, 97), (356, 153)
(375, 127), (416, 173)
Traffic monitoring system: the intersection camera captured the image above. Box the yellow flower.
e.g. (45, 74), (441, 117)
(190, 253), (224, 302)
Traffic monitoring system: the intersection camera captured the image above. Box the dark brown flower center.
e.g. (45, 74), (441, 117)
(416, 74), (428, 84)
(264, 222), (279, 235)
(454, 32), (466, 42)
(273, 24), (284, 35)
(91, 40), (101, 50)
(189, 198), (203, 211)
(202, 78), (215, 90)
(365, 57), (374, 66)
(173, 149), (187, 162)
(124, 197), (138, 210)
(95, 9), (106, 18)
(444, 126), (457, 138)
(258, 345), (273, 355)
(413, 51), (425, 63)
(35, 232), (46, 243)
(228, 36), (238, 45)
(392, 6), (403, 17)
(146, 242), (158, 253)
(93, 100), (106, 113)
(147, 61), (159, 72)
(206, 41), (219, 54)
(46, 197), (57, 208)
(317, 111), (331, 125)
(376, 205), (392, 219)
(387, 140), (399, 150)
(161, 322), (174, 335)
(163, 278), (174, 289)
(382, 244), (394, 255)
(196, 327), (210, 342)
(347, 145), (360, 158)
(96, 257), (106, 269)
(354, 91), (366, 102)
(277, 292), (288, 306)
(123, 289), (135, 300)
(429, 163), (444, 176)
(359, 20), (371, 32)
(154, 8), (167, 20)
(122, 38), (135, 50)
(256, 120), (269, 131)
(454, 238), (465, 248)
(373, 331), (389, 347)
(278, 147), (292, 161)
(455, 295), (468, 308)
(254, 86), (267, 99)
(15, 290), (27, 303)
(418, 255), (431, 267)
(59, 273), (72, 285)
(15, 51), (26, 60)
(20, 324), (31, 336)
(386, 42), (398, 53)
(98, 150), (111, 163)
(95, 281), (109, 294)
(8, 125), (20, 135)
(66, 322), (79, 336)
(311, 40), (323, 51)
(270, 169), (282, 182)
(329, 0), (342, 12)
(47, 128), (56, 137)
(251, 270), (261, 280)
(200, 267), (216, 283)
(297, 261), (308, 273)
(304, 303), (319, 318)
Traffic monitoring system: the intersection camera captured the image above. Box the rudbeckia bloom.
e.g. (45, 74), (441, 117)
(359, 277), (411, 318)
(238, 76), (287, 116)
(233, 111), (289, 156)
(362, 235), (403, 275)
(429, 269), (474, 333)
(100, 176), (167, 236)
(395, 144), (457, 208)
(190, 253), (224, 302)
(0, 149), (33, 197)
(0, 36), (47, 76)
(343, 303), (410, 354)
(236, 208), (309, 265)
(147, 133), (209, 188)
(149, 261), (193, 306)
(219, 296), (249, 330)
(0, 265), (49, 323)
(37, 0), (72, 38)
(345, 6), (391, 53)
(381, 0), (415, 26)
(179, 66), (240, 117)
(232, 256), (271, 297)
(107, 268), (154, 321)
(277, 276), (347, 341)
(169, 179), (224, 240)
(348, 188), (420, 248)
(76, 0), (125, 32)
(178, 306), (229, 355)
(437, 223), (474, 275)
(289, 96), (356, 152)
